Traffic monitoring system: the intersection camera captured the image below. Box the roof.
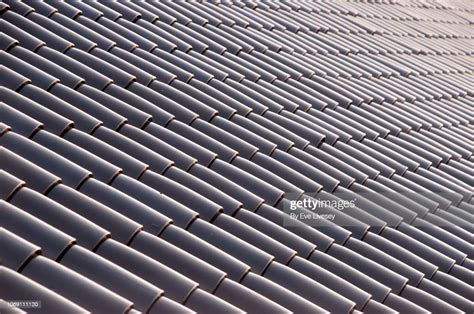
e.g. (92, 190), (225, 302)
(1, 0), (473, 313)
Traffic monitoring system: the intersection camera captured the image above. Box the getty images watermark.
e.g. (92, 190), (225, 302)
(281, 190), (468, 228)
(281, 192), (356, 226)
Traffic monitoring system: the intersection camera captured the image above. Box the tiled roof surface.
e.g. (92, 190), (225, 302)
(1, 0), (473, 313)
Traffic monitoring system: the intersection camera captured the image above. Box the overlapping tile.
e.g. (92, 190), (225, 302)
(1, 1), (473, 313)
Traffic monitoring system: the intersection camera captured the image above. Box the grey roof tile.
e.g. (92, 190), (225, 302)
(310, 249), (392, 302)
(160, 223), (250, 281)
(462, 258), (474, 271)
(296, 110), (352, 143)
(226, 79), (284, 113)
(215, 115), (277, 152)
(328, 243), (409, 294)
(0, 148), (60, 194)
(94, 47), (157, 85)
(97, 238), (198, 303)
(449, 264), (474, 286)
(60, 245), (162, 312)
(305, 192), (371, 239)
(400, 285), (463, 313)
(210, 159), (283, 205)
(1, 0), (32, 16)
(413, 217), (473, 259)
(78, 84), (151, 128)
(213, 278), (290, 314)
(111, 175), (198, 228)
(128, 82), (198, 124)
(43, 0), (81, 19)
(168, 119), (238, 162)
(398, 222), (468, 264)
(2, 11), (73, 52)
(118, 1), (160, 24)
(78, 178), (171, 236)
(51, 84), (127, 130)
(266, 111), (326, 145)
(66, 47), (135, 88)
(130, 231), (226, 293)
(0, 31), (18, 52)
(248, 113), (310, 149)
(48, 184), (141, 245)
(0, 266), (86, 313)
(184, 288), (243, 314)
(364, 231), (440, 278)
(149, 80), (217, 121)
(352, 183), (418, 223)
(173, 51), (229, 81)
(189, 164), (264, 211)
(1, 51), (58, 90)
(273, 149), (340, 192)
(37, 46), (112, 90)
(423, 212), (474, 244)
(164, 166), (242, 215)
(241, 272), (329, 313)
(138, 19), (192, 52)
(188, 218), (274, 275)
(145, 122), (216, 166)
(383, 292), (429, 313)
(19, 84), (102, 133)
(0, 228), (40, 271)
(92, 126), (173, 175)
(0, 66), (30, 91)
(175, 23), (226, 54)
(121, 124), (195, 169)
(117, 18), (176, 52)
(104, 83), (174, 126)
(364, 179), (431, 218)
(363, 299), (397, 314)
(82, 1), (121, 21)
(33, 129), (121, 184)
(0, 102), (42, 138)
(22, 255), (133, 313)
(235, 207), (316, 257)
(0, 170), (24, 201)
(264, 261), (357, 313)
(319, 143), (379, 180)
(288, 255), (371, 310)
(212, 79), (270, 114)
(2, 1), (473, 311)
(9, 46), (84, 89)
(231, 155), (304, 198)
(148, 296), (195, 314)
(345, 237), (425, 286)
(75, 15), (138, 51)
(214, 213), (296, 264)
(66, 1), (103, 21)
(382, 227), (457, 273)
(63, 128), (147, 178)
(9, 186), (109, 251)
(172, 79), (236, 118)
(138, 170), (220, 223)
(0, 131), (91, 189)
(104, 1), (141, 22)
(432, 270), (474, 301)
(28, 12), (96, 52)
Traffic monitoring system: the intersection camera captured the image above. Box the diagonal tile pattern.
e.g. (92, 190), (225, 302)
(1, 0), (473, 313)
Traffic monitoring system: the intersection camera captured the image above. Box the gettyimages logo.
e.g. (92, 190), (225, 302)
(281, 191), (467, 228)
(282, 192), (358, 226)
(289, 198), (356, 211)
